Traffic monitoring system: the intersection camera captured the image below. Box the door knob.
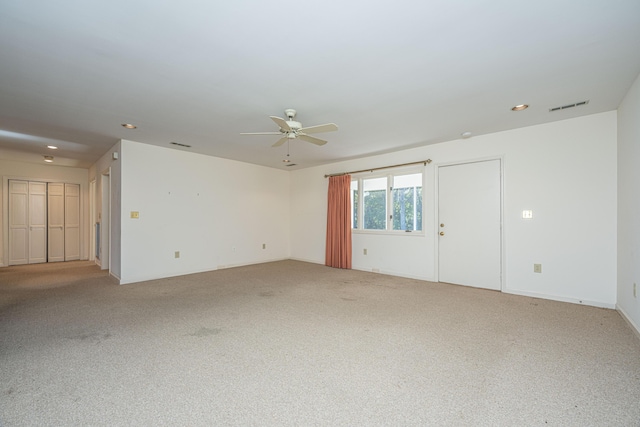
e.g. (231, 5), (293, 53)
(439, 231), (445, 236)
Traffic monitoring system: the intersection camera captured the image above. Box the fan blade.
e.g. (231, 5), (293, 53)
(298, 134), (327, 146)
(270, 116), (291, 132)
(298, 123), (338, 134)
(240, 132), (282, 135)
(272, 137), (288, 147)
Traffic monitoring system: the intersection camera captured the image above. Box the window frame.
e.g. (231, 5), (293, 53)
(351, 166), (425, 235)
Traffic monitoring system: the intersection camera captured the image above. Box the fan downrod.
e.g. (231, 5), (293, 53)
(284, 109), (297, 120)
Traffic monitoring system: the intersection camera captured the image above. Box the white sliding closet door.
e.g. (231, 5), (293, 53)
(8, 180), (29, 265)
(64, 183), (80, 261)
(9, 180), (81, 265)
(48, 183), (65, 262)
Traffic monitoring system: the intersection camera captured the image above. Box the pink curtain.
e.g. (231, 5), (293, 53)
(325, 175), (352, 269)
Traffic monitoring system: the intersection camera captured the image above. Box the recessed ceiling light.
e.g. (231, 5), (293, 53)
(461, 131), (472, 138)
(47, 145), (58, 149)
(511, 104), (529, 111)
(44, 155), (53, 163)
(283, 159), (291, 163)
(121, 123), (137, 129)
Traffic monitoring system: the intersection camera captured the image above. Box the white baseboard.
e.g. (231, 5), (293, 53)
(109, 271), (121, 284)
(351, 265), (435, 282)
(119, 257), (291, 285)
(503, 288), (615, 309)
(616, 305), (640, 341)
(215, 257), (289, 270)
(288, 256), (324, 265)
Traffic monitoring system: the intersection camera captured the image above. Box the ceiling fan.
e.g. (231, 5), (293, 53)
(241, 109), (338, 147)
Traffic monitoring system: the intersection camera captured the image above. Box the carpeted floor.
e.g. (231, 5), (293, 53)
(1, 260), (639, 426)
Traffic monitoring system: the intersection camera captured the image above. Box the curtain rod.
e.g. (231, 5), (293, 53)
(324, 159), (432, 178)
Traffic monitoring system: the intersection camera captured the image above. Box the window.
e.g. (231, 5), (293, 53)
(351, 170), (423, 233)
(391, 173), (422, 231)
(363, 177), (386, 230)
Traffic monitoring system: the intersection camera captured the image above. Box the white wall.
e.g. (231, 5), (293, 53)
(617, 73), (640, 334)
(0, 159), (89, 266)
(291, 112), (618, 308)
(117, 140), (290, 284)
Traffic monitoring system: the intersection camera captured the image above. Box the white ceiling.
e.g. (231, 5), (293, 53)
(1, 1), (639, 170)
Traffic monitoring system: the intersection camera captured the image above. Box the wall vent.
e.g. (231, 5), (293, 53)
(170, 142), (192, 148)
(549, 100), (589, 112)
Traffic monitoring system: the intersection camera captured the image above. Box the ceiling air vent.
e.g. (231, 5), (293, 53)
(284, 163), (297, 167)
(549, 100), (589, 112)
(170, 142), (192, 148)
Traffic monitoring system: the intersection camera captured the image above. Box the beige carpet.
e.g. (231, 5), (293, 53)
(1, 260), (639, 426)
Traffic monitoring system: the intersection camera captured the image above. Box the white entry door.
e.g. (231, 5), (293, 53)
(48, 183), (65, 262)
(438, 159), (502, 290)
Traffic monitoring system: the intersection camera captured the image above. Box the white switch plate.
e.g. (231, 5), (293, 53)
(533, 264), (542, 273)
(522, 210), (533, 219)
(130, 211), (139, 219)
(174, 251), (180, 258)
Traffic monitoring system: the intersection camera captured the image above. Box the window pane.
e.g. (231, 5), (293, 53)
(363, 177), (387, 230)
(350, 180), (358, 229)
(392, 173), (422, 231)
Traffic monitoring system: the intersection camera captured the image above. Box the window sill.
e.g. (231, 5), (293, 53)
(351, 229), (425, 237)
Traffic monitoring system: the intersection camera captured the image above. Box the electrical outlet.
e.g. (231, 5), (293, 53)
(130, 211), (139, 219)
(174, 251), (180, 259)
(363, 249), (367, 255)
(533, 264), (542, 273)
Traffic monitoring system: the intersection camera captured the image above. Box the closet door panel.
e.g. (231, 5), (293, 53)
(48, 183), (65, 262)
(28, 182), (47, 264)
(65, 184), (80, 261)
(9, 180), (29, 265)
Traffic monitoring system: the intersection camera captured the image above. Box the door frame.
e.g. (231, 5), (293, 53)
(434, 156), (505, 291)
(100, 169), (111, 273)
(90, 179), (96, 262)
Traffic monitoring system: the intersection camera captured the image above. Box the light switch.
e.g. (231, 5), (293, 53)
(522, 210), (533, 219)
(131, 211), (139, 219)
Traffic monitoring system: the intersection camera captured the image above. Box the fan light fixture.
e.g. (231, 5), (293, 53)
(511, 104), (529, 111)
(47, 145), (58, 149)
(121, 123), (137, 129)
(44, 155), (54, 163)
